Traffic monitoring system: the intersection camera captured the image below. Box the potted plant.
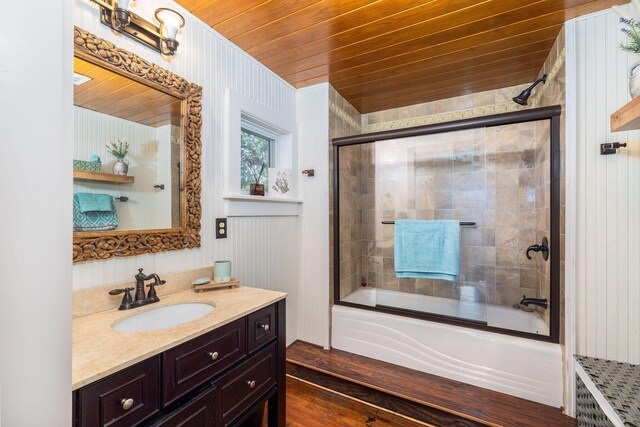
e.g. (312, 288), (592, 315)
(614, 2), (640, 97)
(249, 163), (266, 196)
(105, 140), (130, 176)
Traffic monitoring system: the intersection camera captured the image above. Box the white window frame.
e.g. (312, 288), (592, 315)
(224, 89), (300, 216)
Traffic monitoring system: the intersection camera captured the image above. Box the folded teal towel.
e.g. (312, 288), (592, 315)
(75, 192), (115, 213)
(394, 220), (461, 281)
(73, 194), (118, 231)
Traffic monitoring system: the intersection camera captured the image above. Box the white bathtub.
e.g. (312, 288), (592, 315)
(333, 287), (563, 407)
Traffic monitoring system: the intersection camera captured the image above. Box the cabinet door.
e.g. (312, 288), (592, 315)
(149, 387), (215, 427)
(216, 343), (277, 426)
(163, 318), (246, 406)
(78, 357), (160, 427)
(247, 304), (276, 354)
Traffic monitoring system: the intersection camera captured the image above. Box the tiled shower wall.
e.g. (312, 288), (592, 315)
(532, 29), (566, 342)
(329, 86), (362, 305)
(350, 123), (548, 309)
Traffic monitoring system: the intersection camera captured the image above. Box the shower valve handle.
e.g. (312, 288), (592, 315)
(526, 237), (549, 261)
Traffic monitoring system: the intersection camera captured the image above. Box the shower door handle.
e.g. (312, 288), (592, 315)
(526, 236), (549, 261)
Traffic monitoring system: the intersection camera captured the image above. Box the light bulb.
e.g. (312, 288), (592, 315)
(155, 8), (184, 40)
(115, 0), (131, 11)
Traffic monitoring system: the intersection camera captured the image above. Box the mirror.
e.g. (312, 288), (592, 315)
(73, 56), (182, 231)
(73, 27), (202, 263)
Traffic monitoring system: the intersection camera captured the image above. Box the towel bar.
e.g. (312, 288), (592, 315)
(114, 196), (129, 202)
(382, 220), (476, 227)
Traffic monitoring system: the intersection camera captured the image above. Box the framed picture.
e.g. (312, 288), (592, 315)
(268, 168), (293, 197)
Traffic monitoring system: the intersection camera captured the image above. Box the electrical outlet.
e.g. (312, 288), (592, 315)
(216, 218), (227, 239)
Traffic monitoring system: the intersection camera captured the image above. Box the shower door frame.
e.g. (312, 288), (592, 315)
(332, 105), (562, 343)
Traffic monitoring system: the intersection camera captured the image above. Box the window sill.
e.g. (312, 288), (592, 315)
(223, 194), (302, 217)
(223, 194), (303, 204)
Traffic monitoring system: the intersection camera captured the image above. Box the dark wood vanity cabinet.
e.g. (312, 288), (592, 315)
(73, 300), (285, 427)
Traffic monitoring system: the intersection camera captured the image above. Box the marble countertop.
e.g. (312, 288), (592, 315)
(72, 286), (286, 390)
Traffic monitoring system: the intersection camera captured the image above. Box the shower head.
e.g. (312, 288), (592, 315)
(512, 74), (548, 106)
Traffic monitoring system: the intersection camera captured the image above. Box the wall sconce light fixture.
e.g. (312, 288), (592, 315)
(90, 0), (185, 56)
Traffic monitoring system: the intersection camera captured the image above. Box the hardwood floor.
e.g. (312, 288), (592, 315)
(287, 341), (577, 427)
(264, 376), (426, 427)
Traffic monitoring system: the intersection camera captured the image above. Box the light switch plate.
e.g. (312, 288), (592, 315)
(216, 218), (227, 239)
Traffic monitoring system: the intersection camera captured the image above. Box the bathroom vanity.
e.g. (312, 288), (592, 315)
(72, 287), (286, 426)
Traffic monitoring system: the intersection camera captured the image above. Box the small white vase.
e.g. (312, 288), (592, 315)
(112, 159), (129, 176)
(629, 61), (640, 99)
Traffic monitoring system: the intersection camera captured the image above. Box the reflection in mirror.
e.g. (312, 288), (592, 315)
(72, 56), (182, 232)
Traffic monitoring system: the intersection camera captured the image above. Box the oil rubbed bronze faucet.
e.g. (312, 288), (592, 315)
(109, 268), (166, 310)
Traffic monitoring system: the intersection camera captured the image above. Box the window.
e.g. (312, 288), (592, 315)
(240, 127), (274, 191)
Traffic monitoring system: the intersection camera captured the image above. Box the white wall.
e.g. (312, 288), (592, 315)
(297, 85), (331, 348)
(74, 107), (173, 230)
(573, 8), (640, 364)
(72, 0), (300, 342)
(0, 0), (73, 425)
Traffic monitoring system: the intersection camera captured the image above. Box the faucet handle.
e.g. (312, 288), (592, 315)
(109, 287), (135, 310)
(145, 280), (164, 304)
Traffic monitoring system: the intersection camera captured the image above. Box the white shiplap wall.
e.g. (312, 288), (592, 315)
(574, 9), (640, 363)
(72, 0), (300, 344)
(73, 107), (173, 230)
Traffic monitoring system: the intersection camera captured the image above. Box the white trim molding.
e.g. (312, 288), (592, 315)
(224, 88), (299, 216)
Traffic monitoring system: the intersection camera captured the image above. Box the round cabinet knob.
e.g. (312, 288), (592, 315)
(121, 398), (134, 411)
(260, 324), (270, 332)
(247, 380), (256, 389)
(208, 351), (219, 361)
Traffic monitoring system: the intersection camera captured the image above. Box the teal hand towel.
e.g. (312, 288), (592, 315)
(394, 220), (461, 281)
(73, 193), (119, 231)
(75, 192), (115, 213)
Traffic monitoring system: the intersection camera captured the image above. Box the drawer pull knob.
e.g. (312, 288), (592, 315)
(247, 380), (256, 389)
(121, 398), (134, 411)
(208, 351), (219, 361)
(260, 324), (270, 332)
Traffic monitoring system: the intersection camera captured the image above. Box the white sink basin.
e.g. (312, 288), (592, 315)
(112, 303), (215, 332)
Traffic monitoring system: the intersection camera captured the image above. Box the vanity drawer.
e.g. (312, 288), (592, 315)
(216, 342), (277, 426)
(247, 304), (276, 354)
(78, 357), (160, 427)
(149, 387), (215, 426)
(162, 318), (246, 406)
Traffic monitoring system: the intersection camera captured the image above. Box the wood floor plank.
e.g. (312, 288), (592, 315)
(287, 341), (577, 427)
(271, 376), (426, 427)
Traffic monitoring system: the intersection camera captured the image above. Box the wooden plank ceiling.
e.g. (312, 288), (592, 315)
(73, 57), (182, 127)
(176, 0), (622, 113)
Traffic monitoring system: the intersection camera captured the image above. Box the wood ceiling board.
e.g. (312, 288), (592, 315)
(231, 0), (381, 50)
(189, 0), (271, 28)
(284, 19), (563, 89)
(80, 83), (150, 112)
(331, 36), (558, 93)
(349, 65), (543, 106)
(74, 57), (181, 127)
(354, 70), (540, 112)
(244, 0), (444, 59)
(274, 1), (568, 80)
(214, 0), (322, 40)
(176, 0), (617, 113)
(260, 0), (496, 68)
(339, 52), (550, 99)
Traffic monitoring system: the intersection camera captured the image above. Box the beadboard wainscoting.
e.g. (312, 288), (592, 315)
(573, 8), (640, 364)
(72, 0), (300, 345)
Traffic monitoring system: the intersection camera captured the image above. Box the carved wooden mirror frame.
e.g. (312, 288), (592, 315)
(73, 27), (202, 263)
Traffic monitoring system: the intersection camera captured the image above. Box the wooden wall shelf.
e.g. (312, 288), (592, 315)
(73, 170), (134, 184)
(611, 96), (640, 132)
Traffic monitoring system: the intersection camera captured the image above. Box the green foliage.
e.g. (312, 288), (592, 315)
(241, 130), (271, 190)
(620, 18), (640, 53)
(105, 139), (129, 160)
